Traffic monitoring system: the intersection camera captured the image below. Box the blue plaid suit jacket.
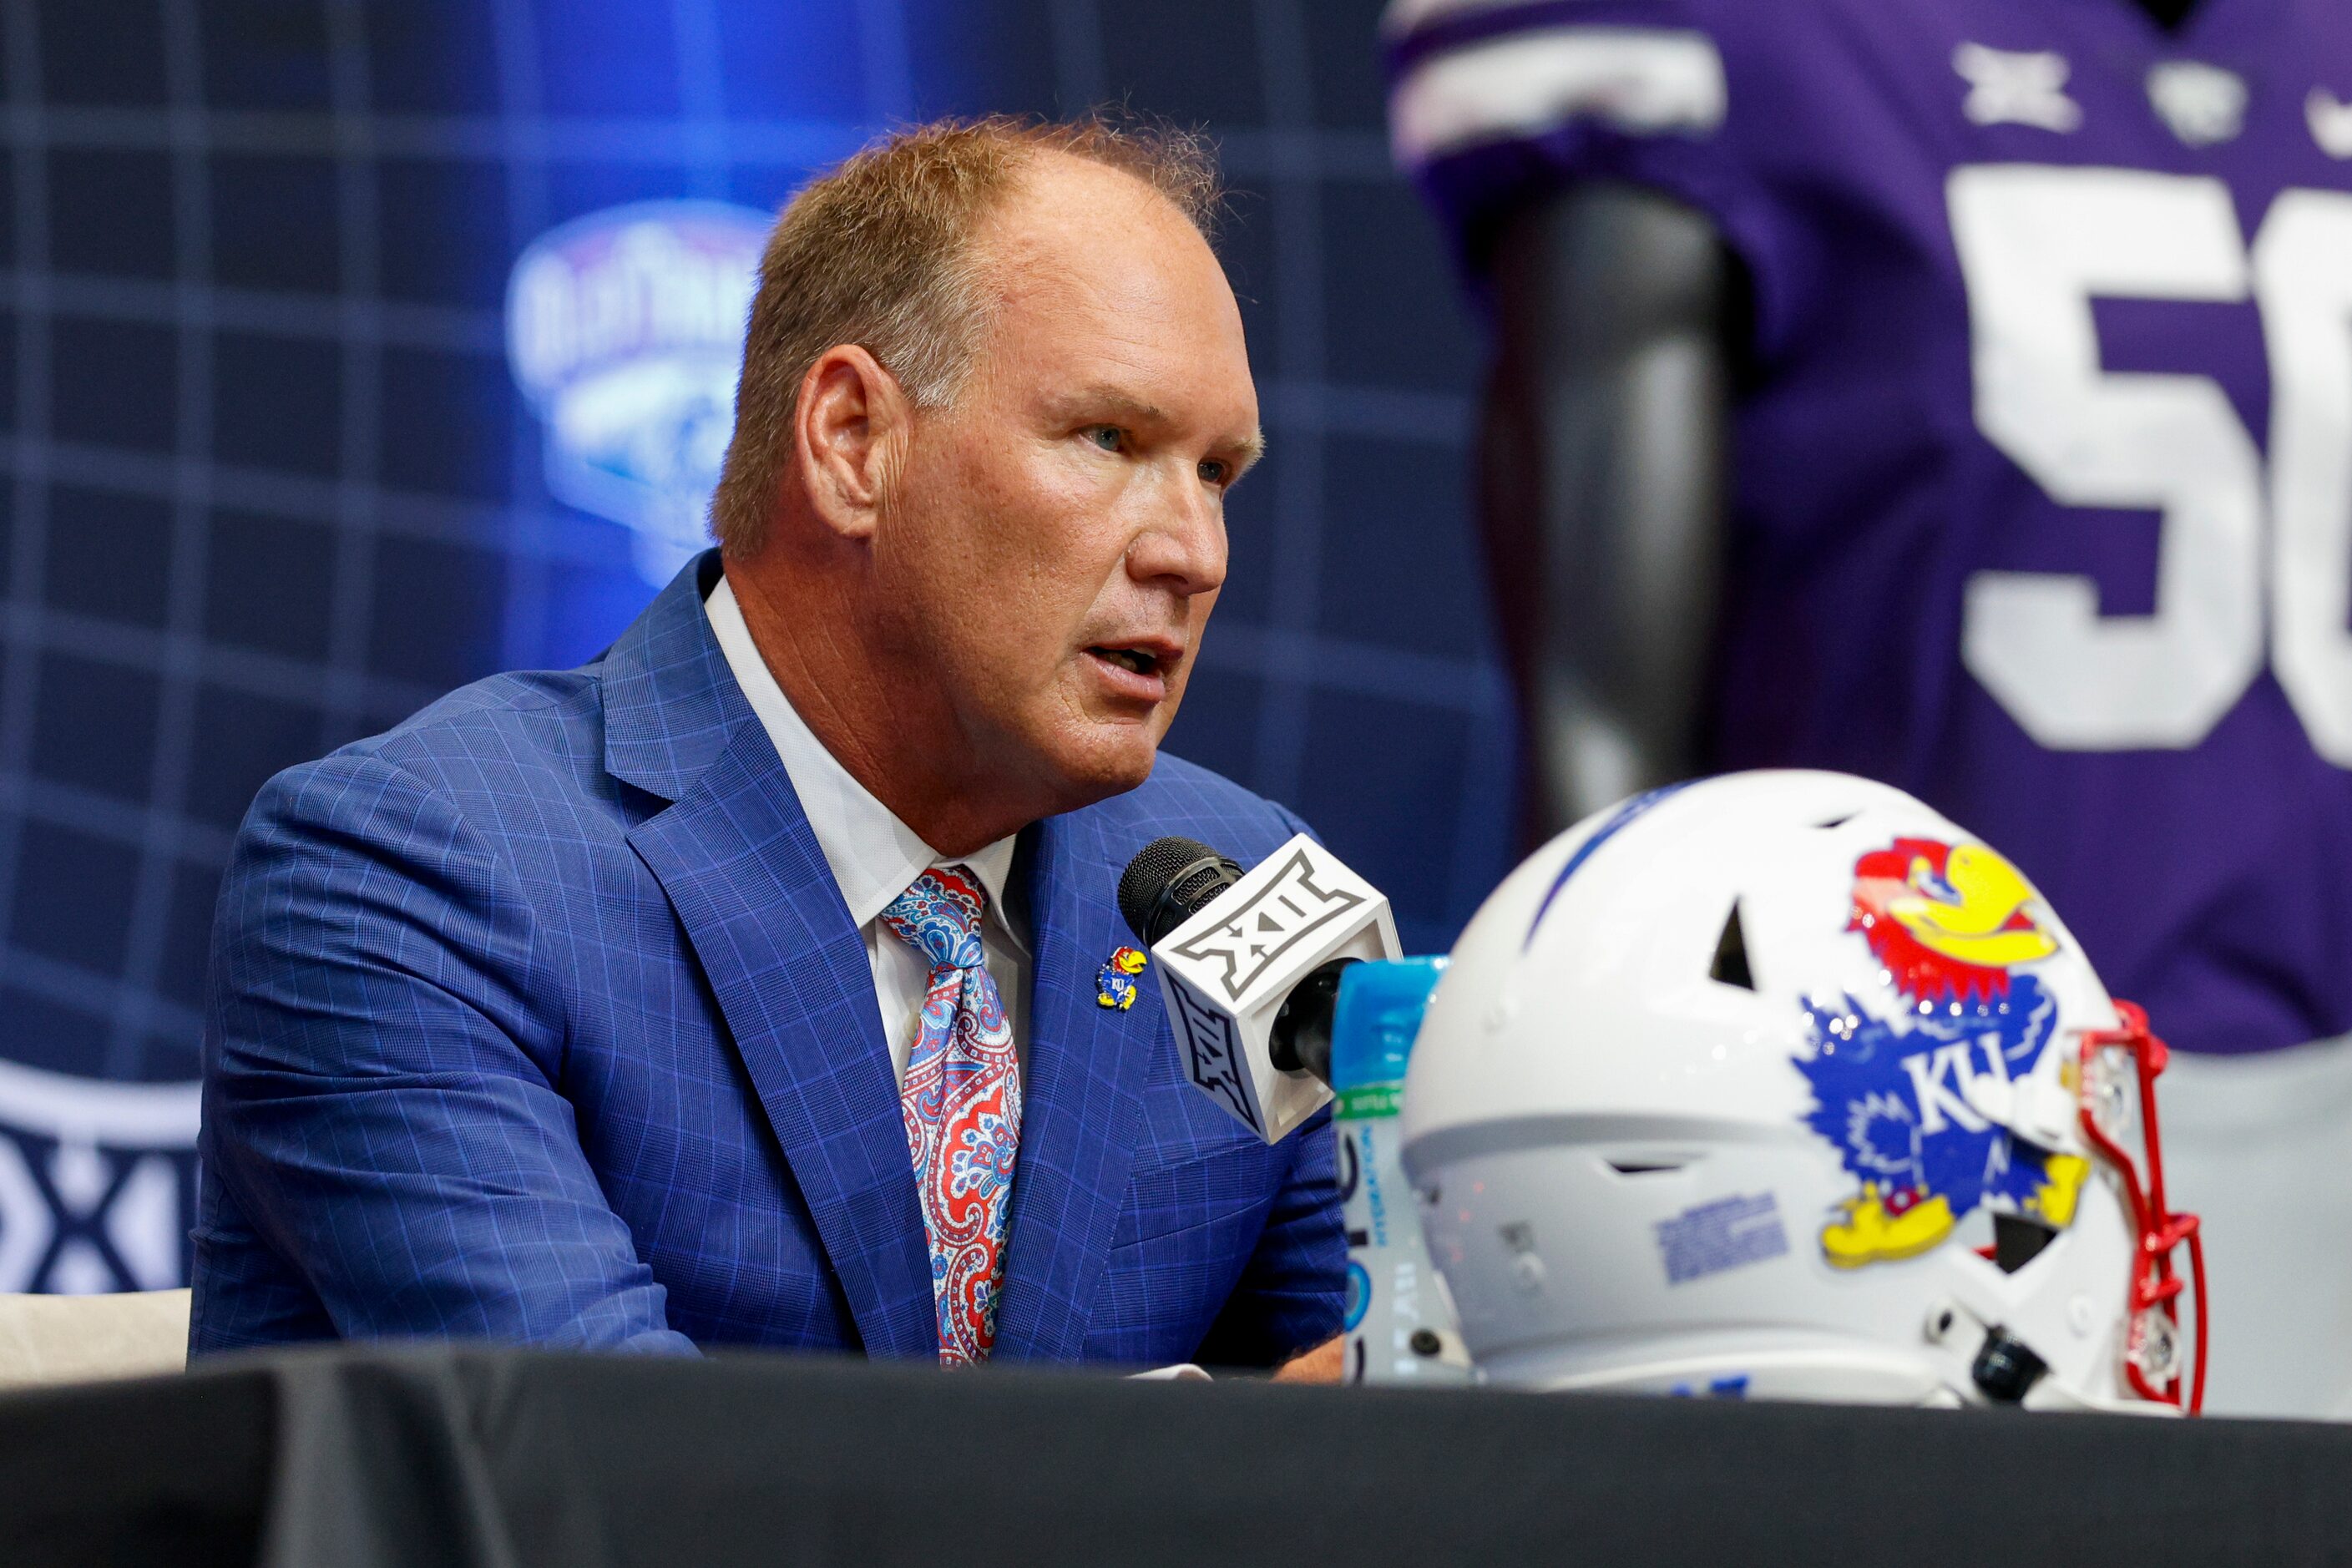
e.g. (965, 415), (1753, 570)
(190, 553), (1345, 1366)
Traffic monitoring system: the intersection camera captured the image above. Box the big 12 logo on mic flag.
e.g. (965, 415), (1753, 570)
(1151, 836), (1401, 1143)
(1166, 847), (1366, 1003)
(0, 1060), (198, 1293)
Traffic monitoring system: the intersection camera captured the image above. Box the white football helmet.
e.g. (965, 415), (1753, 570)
(1403, 771), (2205, 1412)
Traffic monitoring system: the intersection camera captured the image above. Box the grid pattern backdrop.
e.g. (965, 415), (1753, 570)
(0, 0), (1506, 1203)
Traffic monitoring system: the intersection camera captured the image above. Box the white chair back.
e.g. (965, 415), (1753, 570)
(0, 1289), (190, 1388)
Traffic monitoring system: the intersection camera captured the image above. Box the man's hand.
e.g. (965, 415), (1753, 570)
(1271, 1334), (1345, 1384)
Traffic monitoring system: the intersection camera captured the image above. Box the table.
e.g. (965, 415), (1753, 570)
(4, 1344), (2348, 1566)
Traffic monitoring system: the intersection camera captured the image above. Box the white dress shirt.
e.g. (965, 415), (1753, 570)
(705, 575), (1029, 1087)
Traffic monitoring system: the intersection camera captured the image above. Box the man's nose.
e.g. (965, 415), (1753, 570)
(1125, 465), (1228, 598)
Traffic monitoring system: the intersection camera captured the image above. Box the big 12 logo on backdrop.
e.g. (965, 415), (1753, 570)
(0, 1060), (198, 1292)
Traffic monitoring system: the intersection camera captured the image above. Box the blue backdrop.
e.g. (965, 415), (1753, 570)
(0, 0), (1506, 1292)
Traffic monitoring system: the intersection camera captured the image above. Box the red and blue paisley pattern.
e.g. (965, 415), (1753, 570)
(880, 864), (1021, 1364)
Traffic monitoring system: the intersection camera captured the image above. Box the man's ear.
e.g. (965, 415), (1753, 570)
(793, 344), (910, 542)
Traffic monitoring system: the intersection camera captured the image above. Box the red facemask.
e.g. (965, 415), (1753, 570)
(2076, 1001), (2208, 1414)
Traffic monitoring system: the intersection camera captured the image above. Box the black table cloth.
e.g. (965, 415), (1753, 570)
(4, 1344), (2348, 1566)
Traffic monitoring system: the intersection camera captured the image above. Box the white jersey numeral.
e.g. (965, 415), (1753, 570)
(2254, 192), (2352, 766)
(1950, 167), (2262, 749)
(1948, 166), (2352, 761)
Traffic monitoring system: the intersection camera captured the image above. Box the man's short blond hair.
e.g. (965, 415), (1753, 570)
(711, 115), (1223, 556)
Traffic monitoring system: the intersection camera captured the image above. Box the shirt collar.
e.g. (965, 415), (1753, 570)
(705, 574), (1023, 946)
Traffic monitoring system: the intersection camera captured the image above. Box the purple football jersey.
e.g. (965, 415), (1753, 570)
(1390, 0), (2352, 1055)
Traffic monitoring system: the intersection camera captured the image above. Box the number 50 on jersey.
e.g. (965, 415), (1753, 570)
(1953, 166), (2352, 761)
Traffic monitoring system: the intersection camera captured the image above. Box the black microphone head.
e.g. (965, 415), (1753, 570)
(1117, 836), (1245, 948)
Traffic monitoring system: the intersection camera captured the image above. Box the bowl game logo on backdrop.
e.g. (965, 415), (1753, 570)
(506, 201), (772, 585)
(0, 1060), (198, 1293)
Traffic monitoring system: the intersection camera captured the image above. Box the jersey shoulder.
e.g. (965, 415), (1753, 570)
(1386, 0), (1925, 276)
(1386, 0), (1744, 172)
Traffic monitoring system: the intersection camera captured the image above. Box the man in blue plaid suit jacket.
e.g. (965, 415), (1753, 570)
(191, 124), (1347, 1368)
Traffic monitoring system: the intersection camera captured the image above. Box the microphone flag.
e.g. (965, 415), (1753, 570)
(1148, 834), (1400, 1143)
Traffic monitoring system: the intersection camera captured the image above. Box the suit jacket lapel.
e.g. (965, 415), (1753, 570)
(991, 808), (1158, 1363)
(607, 557), (936, 1359)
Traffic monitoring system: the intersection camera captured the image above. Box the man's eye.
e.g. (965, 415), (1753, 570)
(1086, 426), (1124, 452)
(1198, 458), (1229, 485)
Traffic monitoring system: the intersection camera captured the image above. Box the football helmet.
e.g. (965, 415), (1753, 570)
(1402, 771), (2205, 1411)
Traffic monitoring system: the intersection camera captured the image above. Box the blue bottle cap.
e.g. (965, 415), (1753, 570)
(1328, 956), (1449, 1099)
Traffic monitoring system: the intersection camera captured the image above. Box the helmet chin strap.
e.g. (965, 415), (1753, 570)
(1923, 1294), (2183, 1415)
(1925, 1296), (2053, 1406)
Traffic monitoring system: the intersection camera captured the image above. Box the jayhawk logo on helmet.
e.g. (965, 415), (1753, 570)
(1793, 838), (2088, 1269)
(1849, 837), (2059, 1002)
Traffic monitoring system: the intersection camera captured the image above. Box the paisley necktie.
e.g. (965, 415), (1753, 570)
(880, 865), (1022, 1363)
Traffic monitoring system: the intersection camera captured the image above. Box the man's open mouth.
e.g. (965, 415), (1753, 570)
(1090, 646), (1161, 676)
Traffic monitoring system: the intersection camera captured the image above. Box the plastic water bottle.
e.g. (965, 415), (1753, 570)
(1331, 957), (1473, 1385)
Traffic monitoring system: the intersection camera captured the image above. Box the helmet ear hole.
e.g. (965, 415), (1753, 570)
(1605, 1157), (1692, 1176)
(1992, 1212), (2058, 1274)
(1709, 902), (1756, 990)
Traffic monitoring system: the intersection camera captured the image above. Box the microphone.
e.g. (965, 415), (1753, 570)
(1116, 837), (1244, 947)
(1118, 832), (1400, 1142)
(1117, 837), (1365, 1081)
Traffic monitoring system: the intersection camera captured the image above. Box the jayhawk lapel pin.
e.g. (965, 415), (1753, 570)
(1095, 946), (1148, 1009)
